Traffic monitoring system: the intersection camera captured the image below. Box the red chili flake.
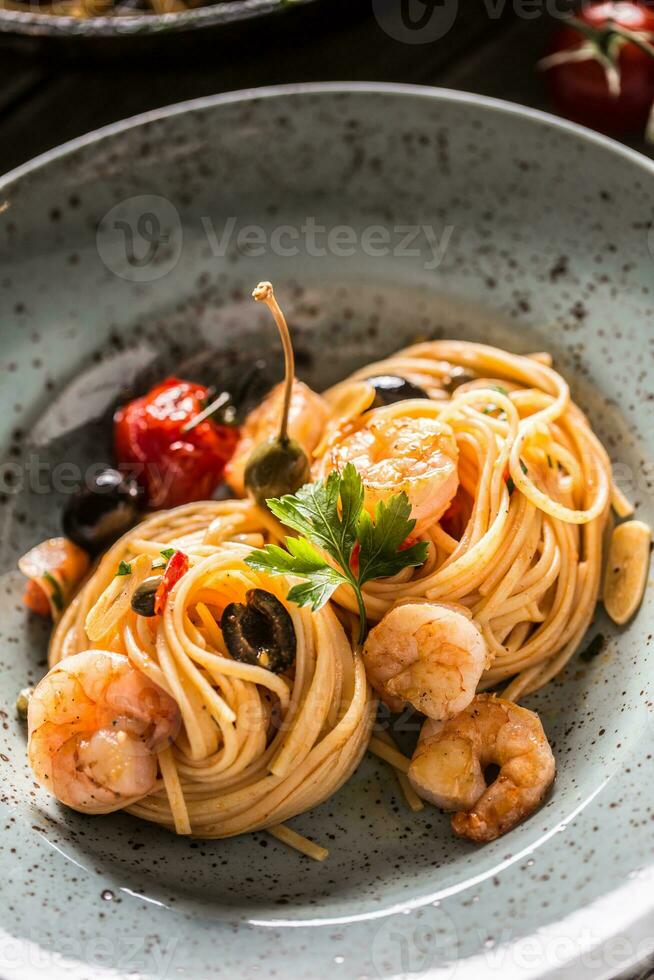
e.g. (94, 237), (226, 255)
(154, 550), (189, 615)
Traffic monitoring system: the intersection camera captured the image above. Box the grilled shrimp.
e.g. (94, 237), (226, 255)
(28, 650), (180, 814)
(362, 603), (488, 719)
(326, 413), (458, 532)
(226, 379), (329, 495)
(408, 694), (555, 842)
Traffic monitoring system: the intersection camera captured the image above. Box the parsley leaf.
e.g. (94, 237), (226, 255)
(246, 465), (428, 643)
(266, 467), (363, 564)
(357, 494), (428, 584)
(247, 539), (347, 611)
(160, 548), (175, 561)
(116, 560), (132, 577)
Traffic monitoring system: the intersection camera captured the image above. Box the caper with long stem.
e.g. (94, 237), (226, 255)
(244, 282), (311, 506)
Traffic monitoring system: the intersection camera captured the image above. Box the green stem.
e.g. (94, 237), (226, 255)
(564, 15), (654, 61)
(347, 572), (368, 646)
(252, 281), (295, 443)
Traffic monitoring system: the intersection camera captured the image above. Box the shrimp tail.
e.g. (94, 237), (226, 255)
(451, 769), (554, 842)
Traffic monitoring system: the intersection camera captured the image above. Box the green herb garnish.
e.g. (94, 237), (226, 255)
(493, 385), (509, 396)
(547, 454), (553, 469)
(520, 459), (529, 475)
(245, 463), (428, 644)
(42, 571), (64, 611)
(152, 547), (176, 569)
(506, 476), (515, 496)
(116, 560), (132, 577)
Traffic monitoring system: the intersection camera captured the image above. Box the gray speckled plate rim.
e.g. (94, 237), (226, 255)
(3, 81), (654, 184)
(1, 82), (653, 980)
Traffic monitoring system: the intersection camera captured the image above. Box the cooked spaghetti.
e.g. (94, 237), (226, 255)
(46, 500), (374, 847)
(21, 304), (651, 853)
(317, 340), (616, 701)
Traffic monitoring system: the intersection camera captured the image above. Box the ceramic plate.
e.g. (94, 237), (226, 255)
(0, 83), (653, 980)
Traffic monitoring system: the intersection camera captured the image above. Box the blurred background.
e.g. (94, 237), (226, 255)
(2, 0), (654, 175)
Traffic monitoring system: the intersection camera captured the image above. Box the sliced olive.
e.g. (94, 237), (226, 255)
(16, 686), (33, 720)
(244, 436), (310, 507)
(63, 468), (143, 554)
(221, 588), (296, 674)
(130, 576), (162, 617)
(366, 374), (429, 409)
(443, 366), (476, 394)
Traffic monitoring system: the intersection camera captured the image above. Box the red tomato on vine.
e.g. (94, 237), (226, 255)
(541, 2), (654, 137)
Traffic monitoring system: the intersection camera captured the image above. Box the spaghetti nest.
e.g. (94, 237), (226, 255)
(317, 340), (617, 701)
(50, 500), (374, 840)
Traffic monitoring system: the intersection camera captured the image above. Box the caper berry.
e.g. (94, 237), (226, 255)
(244, 436), (310, 507)
(221, 588), (296, 674)
(63, 468), (143, 555)
(366, 374), (429, 408)
(130, 576), (162, 617)
(443, 366), (476, 394)
(16, 686), (33, 721)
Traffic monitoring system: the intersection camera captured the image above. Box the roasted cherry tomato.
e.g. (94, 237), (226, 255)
(114, 378), (239, 509)
(154, 550), (189, 615)
(542, 2), (654, 136)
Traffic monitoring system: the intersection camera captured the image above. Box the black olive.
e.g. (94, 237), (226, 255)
(63, 468), (143, 554)
(366, 374), (429, 409)
(131, 576), (162, 617)
(443, 366), (476, 394)
(244, 436), (310, 507)
(229, 359), (271, 424)
(221, 588), (296, 673)
(202, 360), (272, 428)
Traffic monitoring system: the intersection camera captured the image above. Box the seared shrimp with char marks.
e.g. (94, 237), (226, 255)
(408, 694), (555, 842)
(28, 650), (180, 814)
(226, 379), (329, 496)
(362, 603), (488, 719)
(326, 413), (458, 532)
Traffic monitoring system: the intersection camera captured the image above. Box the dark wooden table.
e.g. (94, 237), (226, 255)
(0, 5), (652, 977)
